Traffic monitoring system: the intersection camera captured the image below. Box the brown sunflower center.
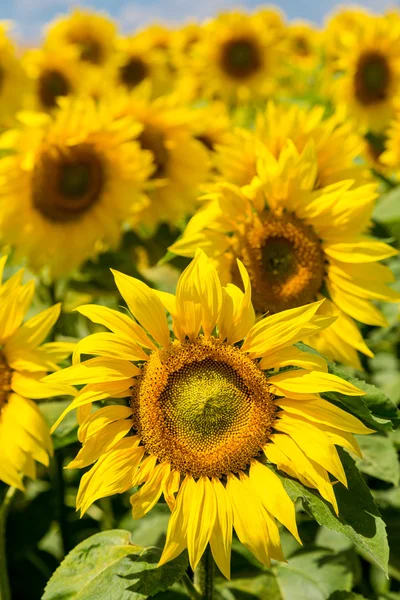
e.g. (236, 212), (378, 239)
(131, 337), (275, 478)
(294, 36), (310, 57)
(138, 124), (168, 179)
(0, 353), (12, 411)
(235, 212), (325, 314)
(354, 52), (391, 105)
(120, 57), (148, 89)
(69, 36), (103, 64)
(32, 144), (104, 223)
(220, 38), (261, 79)
(38, 70), (71, 109)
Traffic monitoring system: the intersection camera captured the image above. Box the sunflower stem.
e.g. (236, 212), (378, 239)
(181, 573), (202, 600)
(0, 486), (17, 600)
(194, 546), (214, 600)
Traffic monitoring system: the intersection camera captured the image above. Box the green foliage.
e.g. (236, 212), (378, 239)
(42, 530), (188, 600)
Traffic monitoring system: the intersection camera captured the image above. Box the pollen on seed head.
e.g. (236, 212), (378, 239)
(233, 211), (325, 314)
(131, 336), (276, 479)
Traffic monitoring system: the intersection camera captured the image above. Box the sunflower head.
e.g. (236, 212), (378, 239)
(330, 14), (400, 132)
(0, 256), (75, 489)
(171, 142), (398, 369)
(44, 9), (117, 67)
(47, 249), (373, 576)
(193, 11), (283, 102)
(0, 24), (28, 123)
(0, 97), (153, 275)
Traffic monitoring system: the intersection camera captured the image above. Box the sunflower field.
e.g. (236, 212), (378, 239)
(1, 4), (400, 600)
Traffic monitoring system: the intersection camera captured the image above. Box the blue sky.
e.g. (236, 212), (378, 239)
(1, 0), (396, 43)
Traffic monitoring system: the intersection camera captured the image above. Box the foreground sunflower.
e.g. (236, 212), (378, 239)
(47, 250), (372, 576)
(0, 97), (152, 276)
(171, 144), (399, 368)
(0, 257), (75, 489)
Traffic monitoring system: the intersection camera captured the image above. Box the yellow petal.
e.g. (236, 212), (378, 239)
(131, 463), (171, 520)
(43, 357), (139, 385)
(163, 470), (181, 511)
(324, 239), (398, 263)
(276, 397), (373, 434)
(260, 347), (327, 372)
(72, 332), (148, 364)
(209, 477), (233, 580)
(159, 475), (190, 567)
(268, 369), (364, 396)
(5, 303), (61, 352)
(249, 460), (300, 542)
(327, 281), (388, 327)
(67, 420), (134, 469)
(187, 476), (217, 571)
(76, 304), (156, 350)
(11, 372), (76, 400)
(112, 270), (170, 347)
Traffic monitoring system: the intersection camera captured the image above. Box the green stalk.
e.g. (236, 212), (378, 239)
(194, 546), (214, 600)
(0, 487), (17, 600)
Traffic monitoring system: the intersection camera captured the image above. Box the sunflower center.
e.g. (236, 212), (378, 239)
(131, 337), (275, 478)
(138, 125), (168, 179)
(120, 58), (148, 89)
(0, 353), (12, 411)
(294, 36), (310, 57)
(354, 52), (391, 105)
(221, 38), (261, 79)
(32, 144), (104, 223)
(76, 38), (103, 64)
(235, 212), (325, 314)
(38, 69), (71, 109)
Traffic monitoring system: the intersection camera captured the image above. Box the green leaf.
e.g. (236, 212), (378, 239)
(277, 450), (389, 575)
(354, 434), (400, 485)
(374, 187), (400, 229)
(328, 593), (367, 600)
(42, 529), (188, 600)
(217, 548), (355, 600)
(324, 363), (399, 432)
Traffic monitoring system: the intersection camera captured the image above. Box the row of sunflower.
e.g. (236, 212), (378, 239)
(0, 5), (400, 600)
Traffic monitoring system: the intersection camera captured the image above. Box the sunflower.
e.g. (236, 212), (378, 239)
(213, 127), (258, 187)
(110, 33), (172, 98)
(0, 257), (75, 489)
(0, 97), (153, 276)
(170, 144), (399, 369)
(330, 14), (400, 133)
(46, 250), (371, 576)
(44, 9), (117, 67)
(256, 102), (370, 189)
(192, 11), (284, 103)
(0, 23), (28, 124)
(22, 46), (88, 112)
(112, 88), (209, 233)
(285, 21), (321, 72)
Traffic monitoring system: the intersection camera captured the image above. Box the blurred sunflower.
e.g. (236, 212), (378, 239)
(380, 102), (400, 173)
(0, 97), (152, 276)
(171, 144), (399, 368)
(44, 9), (117, 67)
(113, 88), (209, 232)
(331, 15), (400, 133)
(22, 46), (87, 112)
(0, 257), (75, 489)
(112, 33), (172, 97)
(47, 250), (370, 576)
(214, 127), (258, 187)
(0, 23), (28, 124)
(286, 21), (321, 72)
(193, 11), (284, 103)
(256, 103), (370, 188)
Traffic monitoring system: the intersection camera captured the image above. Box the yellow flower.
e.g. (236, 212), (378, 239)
(46, 250), (371, 577)
(0, 97), (153, 276)
(0, 256), (75, 489)
(192, 11), (284, 103)
(170, 144), (399, 369)
(256, 102), (370, 189)
(285, 21), (321, 72)
(22, 46), (89, 112)
(329, 14), (400, 133)
(0, 23), (28, 125)
(111, 33), (172, 98)
(112, 88), (209, 233)
(213, 127), (258, 187)
(44, 9), (117, 67)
